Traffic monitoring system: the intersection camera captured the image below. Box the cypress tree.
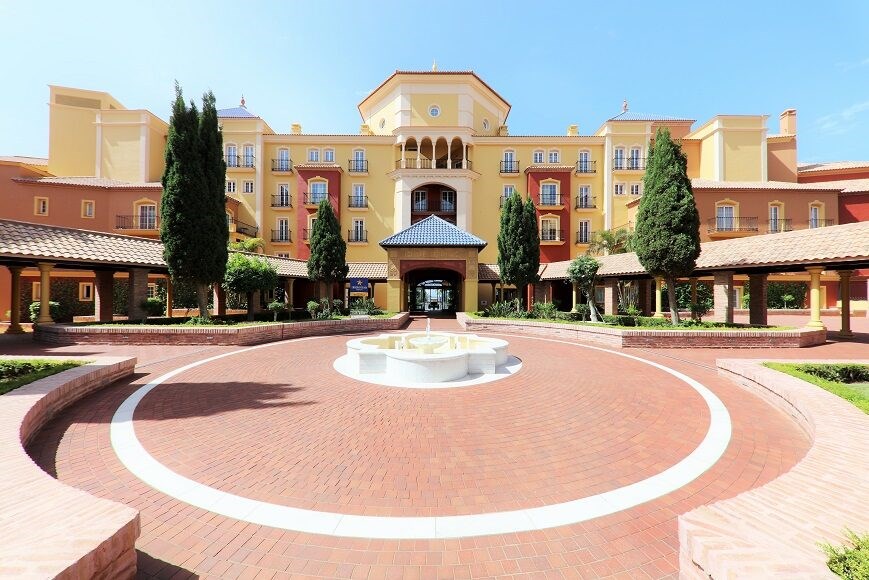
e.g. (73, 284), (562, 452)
(198, 90), (229, 299)
(634, 127), (701, 324)
(307, 199), (348, 300)
(496, 192), (519, 308)
(517, 196), (541, 308)
(497, 192), (540, 310)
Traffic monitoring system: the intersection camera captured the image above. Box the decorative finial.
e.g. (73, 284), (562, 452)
(432, 59), (438, 72)
(240, 95), (246, 108)
(622, 99), (628, 113)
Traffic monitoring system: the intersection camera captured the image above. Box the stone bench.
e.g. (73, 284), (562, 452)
(679, 359), (869, 578)
(0, 356), (139, 579)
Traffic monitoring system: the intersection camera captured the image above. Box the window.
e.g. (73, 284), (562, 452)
(482, 118), (490, 131)
(613, 147), (625, 170)
(769, 204), (782, 232)
(614, 183), (625, 196)
(226, 144), (238, 167)
(716, 204), (735, 231)
(277, 184), (290, 206)
(351, 218), (366, 242)
(548, 150), (560, 163)
(428, 105), (440, 117)
(277, 218), (290, 241)
(277, 148), (290, 171)
(323, 148), (335, 163)
(32, 282), (40, 302)
(540, 217), (559, 241)
(243, 180), (254, 193)
(226, 180), (237, 194)
(440, 190), (456, 212)
(34, 197), (49, 216)
(351, 149), (366, 172)
(809, 204), (824, 228)
(541, 182), (559, 206)
(147, 283), (158, 299)
(351, 184), (366, 207)
(502, 184), (516, 207)
(630, 183), (641, 196)
(242, 145), (255, 167)
(533, 150), (544, 164)
(81, 200), (95, 218)
(577, 220), (591, 244)
(577, 185), (591, 208)
(578, 150), (591, 172)
(379, 118), (386, 129)
(276, 253), (290, 258)
(306, 215), (317, 240)
(413, 190), (428, 211)
(309, 180), (327, 204)
(308, 148), (320, 162)
(501, 150), (517, 172)
(137, 204), (157, 229)
(78, 282), (93, 301)
(628, 147), (642, 169)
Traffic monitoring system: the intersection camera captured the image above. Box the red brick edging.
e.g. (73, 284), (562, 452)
(33, 313), (410, 346)
(457, 314), (826, 348)
(0, 356), (139, 579)
(679, 359), (869, 578)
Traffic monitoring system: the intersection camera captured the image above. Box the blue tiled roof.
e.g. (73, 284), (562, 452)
(218, 106), (257, 119)
(379, 215), (487, 248)
(608, 111), (693, 122)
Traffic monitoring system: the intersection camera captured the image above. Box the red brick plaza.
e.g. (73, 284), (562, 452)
(12, 316), (868, 579)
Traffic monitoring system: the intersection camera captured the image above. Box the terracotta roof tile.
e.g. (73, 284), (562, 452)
(13, 176), (162, 189)
(798, 161), (869, 173)
(691, 179), (842, 191)
(348, 263), (387, 279)
(798, 178), (869, 194)
(524, 164), (575, 173)
(0, 156), (48, 166)
(478, 263), (500, 281)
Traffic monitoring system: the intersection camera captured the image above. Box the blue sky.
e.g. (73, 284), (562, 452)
(2, 0), (868, 163)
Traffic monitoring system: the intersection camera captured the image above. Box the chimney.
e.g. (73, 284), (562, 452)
(779, 109), (797, 135)
(498, 125), (509, 136)
(291, 123), (302, 135)
(567, 124), (579, 136)
(360, 123), (371, 135)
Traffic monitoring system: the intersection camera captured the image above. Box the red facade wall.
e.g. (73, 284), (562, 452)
(839, 193), (869, 224)
(527, 170), (570, 263)
(295, 169), (341, 259)
(799, 170), (869, 183)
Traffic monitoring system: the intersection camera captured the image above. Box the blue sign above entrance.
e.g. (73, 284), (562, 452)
(348, 278), (369, 293)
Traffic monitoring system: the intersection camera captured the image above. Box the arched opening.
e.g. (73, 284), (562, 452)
(449, 137), (464, 169)
(410, 182), (457, 224)
(434, 138), (449, 169)
(404, 268), (462, 313)
(419, 137), (433, 169)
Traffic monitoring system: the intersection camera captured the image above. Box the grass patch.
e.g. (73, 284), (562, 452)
(0, 359), (84, 396)
(765, 362), (869, 415)
(821, 529), (869, 579)
(466, 313), (792, 331)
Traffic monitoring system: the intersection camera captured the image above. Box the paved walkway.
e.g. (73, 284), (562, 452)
(12, 316), (865, 578)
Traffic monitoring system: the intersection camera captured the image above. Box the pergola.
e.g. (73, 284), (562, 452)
(541, 221), (869, 337)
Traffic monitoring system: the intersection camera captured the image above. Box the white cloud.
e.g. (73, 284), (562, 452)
(836, 57), (869, 71)
(815, 100), (869, 135)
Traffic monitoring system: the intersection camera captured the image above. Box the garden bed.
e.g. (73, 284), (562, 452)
(34, 312), (410, 346)
(458, 313), (824, 348)
(0, 359), (84, 396)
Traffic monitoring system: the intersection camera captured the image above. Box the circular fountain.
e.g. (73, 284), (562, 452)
(334, 320), (520, 387)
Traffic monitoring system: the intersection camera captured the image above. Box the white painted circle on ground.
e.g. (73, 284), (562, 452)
(110, 334), (732, 539)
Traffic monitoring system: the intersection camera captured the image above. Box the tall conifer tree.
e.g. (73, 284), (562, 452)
(496, 192), (539, 309)
(307, 199), (348, 299)
(634, 128), (701, 324)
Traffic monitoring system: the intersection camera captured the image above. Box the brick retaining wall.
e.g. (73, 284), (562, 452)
(34, 313), (410, 346)
(0, 356), (140, 579)
(678, 359), (869, 578)
(457, 314), (826, 348)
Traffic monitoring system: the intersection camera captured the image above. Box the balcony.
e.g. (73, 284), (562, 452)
(348, 159), (368, 173)
(575, 160), (597, 174)
(241, 155), (255, 168)
(228, 217), (258, 237)
(394, 159), (473, 170)
(348, 229), (368, 243)
(575, 196), (596, 209)
(767, 218), (792, 233)
(500, 160), (520, 173)
(613, 157), (645, 171)
(575, 230), (593, 244)
(809, 218), (836, 228)
(304, 193), (327, 206)
(412, 202), (428, 212)
(271, 229), (292, 243)
(116, 214), (159, 231)
(349, 195), (368, 209)
(271, 194), (293, 208)
(539, 194), (564, 208)
(271, 158), (293, 172)
(303, 228), (311, 242)
(224, 154), (240, 168)
(707, 217), (758, 236)
(540, 229), (565, 243)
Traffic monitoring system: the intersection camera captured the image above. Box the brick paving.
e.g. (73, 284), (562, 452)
(19, 314), (862, 578)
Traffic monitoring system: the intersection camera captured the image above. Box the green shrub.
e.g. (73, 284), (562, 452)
(796, 364), (869, 384)
(822, 529), (869, 579)
(690, 301), (711, 322)
(635, 316), (675, 328)
(531, 301), (558, 320)
(571, 304), (590, 321)
(28, 301), (61, 323)
(0, 359), (83, 395)
(306, 300), (320, 318)
(486, 300), (522, 318)
(141, 297), (165, 317)
(266, 301), (286, 321)
(182, 316), (228, 326)
(349, 298), (383, 315)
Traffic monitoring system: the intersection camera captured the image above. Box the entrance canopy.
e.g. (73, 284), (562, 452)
(380, 214), (487, 249)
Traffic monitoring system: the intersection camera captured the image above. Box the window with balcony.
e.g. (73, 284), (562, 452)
(577, 150), (592, 173)
(275, 148), (291, 171)
(275, 218), (290, 242)
(323, 148), (335, 163)
(548, 150), (560, 163)
(533, 150), (544, 164)
(716, 204), (735, 231)
(769, 203), (783, 232)
(614, 183), (625, 196)
(137, 204), (157, 230)
(275, 184), (291, 207)
(501, 184), (516, 207)
(308, 180), (327, 204)
(809, 203), (824, 228)
(441, 190), (456, 212)
(501, 150), (518, 173)
(242, 145), (255, 167)
(628, 147), (642, 169)
(413, 190), (428, 212)
(226, 180), (236, 194)
(540, 217), (560, 241)
(308, 148), (320, 162)
(243, 180), (254, 193)
(350, 149), (366, 172)
(351, 184), (366, 208)
(351, 218), (366, 242)
(577, 220), (591, 244)
(613, 147), (625, 170)
(540, 182), (559, 206)
(577, 185), (592, 208)
(226, 144), (238, 167)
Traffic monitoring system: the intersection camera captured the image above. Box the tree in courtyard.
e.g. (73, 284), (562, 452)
(587, 228), (634, 256)
(160, 83), (228, 318)
(496, 192), (540, 309)
(633, 128), (701, 324)
(307, 198), (348, 302)
(223, 253), (278, 321)
(567, 255), (601, 322)
(229, 237), (265, 253)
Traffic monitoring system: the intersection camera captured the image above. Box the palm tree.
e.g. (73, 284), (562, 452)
(587, 228), (634, 256)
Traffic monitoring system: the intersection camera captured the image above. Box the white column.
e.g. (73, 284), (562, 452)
(603, 132), (613, 229)
(447, 138), (452, 169)
(36, 262), (54, 324)
(400, 141), (406, 169)
(464, 143), (469, 169)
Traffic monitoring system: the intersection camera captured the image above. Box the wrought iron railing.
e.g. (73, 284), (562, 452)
(575, 160), (597, 174)
(613, 156), (646, 170)
(271, 194), (293, 207)
(808, 218), (836, 228)
(540, 193), (564, 206)
(304, 193), (327, 205)
(767, 218), (792, 233)
(349, 195), (368, 208)
(115, 214), (159, 230)
(707, 216), (758, 233)
(500, 160), (519, 173)
(228, 217), (258, 237)
(575, 195), (596, 209)
(271, 229), (292, 242)
(576, 230), (593, 244)
(224, 154), (240, 168)
(271, 158), (293, 171)
(348, 159), (368, 173)
(541, 229), (564, 242)
(348, 229), (368, 243)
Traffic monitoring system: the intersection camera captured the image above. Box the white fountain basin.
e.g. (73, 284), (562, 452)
(340, 332), (512, 385)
